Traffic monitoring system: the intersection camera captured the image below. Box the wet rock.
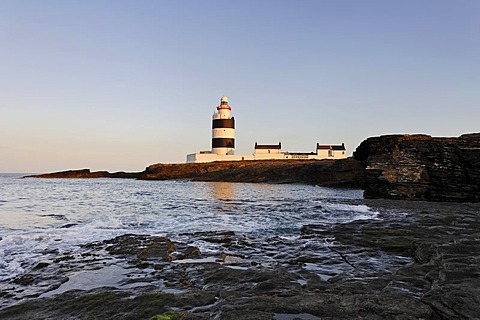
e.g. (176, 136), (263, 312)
(53, 254), (74, 263)
(0, 289), (180, 320)
(151, 311), (200, 320)
(41, 248), (59, 255)
(412, 241), (438, 264)
(171, 246), (201, 260)
(302, 200), (480, 319)
(12, 275), (36, 285)
(180, 230), (237, 246)
(172, 290), (217, 310)
(2, 201), (480, 319)
(60, 223), (78, 228)
(354, 133), (480, 202)
(104, 234), (202, 265)
(33, 262), (50, 270)
(137, 238), (176, 261)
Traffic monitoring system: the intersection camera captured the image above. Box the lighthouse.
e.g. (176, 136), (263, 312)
(211, 96), (235, 155)
(186, 95), (347, 163)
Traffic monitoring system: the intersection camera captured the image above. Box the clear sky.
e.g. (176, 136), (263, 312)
(1, 0), (479, 173)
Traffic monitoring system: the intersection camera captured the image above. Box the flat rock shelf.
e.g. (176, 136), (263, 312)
(1, 200), (479, 319)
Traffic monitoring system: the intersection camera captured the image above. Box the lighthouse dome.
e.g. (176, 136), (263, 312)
(221, 96), (228, 103)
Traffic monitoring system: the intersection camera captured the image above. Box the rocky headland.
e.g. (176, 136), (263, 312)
(23, 169), (143, 179)
(353, 133), (480, 202)
(24, 158), (365, 188)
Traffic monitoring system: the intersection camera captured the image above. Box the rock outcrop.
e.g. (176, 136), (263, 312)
(142, 158), (364, 187)
(23, 169), (143, 179)
(24, 158), (365, 188)
(353, 133), (480, 202)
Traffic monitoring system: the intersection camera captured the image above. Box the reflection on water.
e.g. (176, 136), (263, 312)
(210, 182), (236, 201)
(210, 182), (237, 214)
(208, 182), (296, 216)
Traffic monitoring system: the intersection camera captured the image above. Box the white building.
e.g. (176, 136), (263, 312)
(186, 97), (347, 163)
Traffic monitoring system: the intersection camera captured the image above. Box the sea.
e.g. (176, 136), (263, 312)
(0, 173), (380, 284)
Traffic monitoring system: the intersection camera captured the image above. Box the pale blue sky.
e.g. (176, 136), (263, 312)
(1, 0), (479, 172)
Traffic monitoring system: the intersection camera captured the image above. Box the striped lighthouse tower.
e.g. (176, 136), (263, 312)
(212, 96), (235, 155)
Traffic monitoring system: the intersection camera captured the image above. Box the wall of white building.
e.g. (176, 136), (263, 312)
(187, 153), (254, 163)
(316, 149), (346, 159)
(254, 148), (282, 154)
(186, 149), (346, 163)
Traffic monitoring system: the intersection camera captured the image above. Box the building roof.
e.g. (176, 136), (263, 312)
(316, 143), (346, 151)
(255, 142), (282, 149)
(332, 145), (346, 151)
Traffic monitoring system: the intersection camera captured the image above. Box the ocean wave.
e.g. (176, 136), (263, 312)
(0, 178), (369, 282)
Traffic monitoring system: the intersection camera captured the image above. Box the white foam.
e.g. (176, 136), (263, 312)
(0, 178), (371, 282)
(172, 256), (217, 264)
(325, 203), (371, 213)
(321, 202), (380, 222)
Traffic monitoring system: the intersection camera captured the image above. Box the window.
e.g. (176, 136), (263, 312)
(328, 150), (333, 157)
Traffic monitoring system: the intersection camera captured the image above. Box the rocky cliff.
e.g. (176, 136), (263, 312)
(353, 133), (480, 202)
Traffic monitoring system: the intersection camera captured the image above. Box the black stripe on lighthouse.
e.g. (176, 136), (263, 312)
(212, 138), (235, 148)
(212, 118), (235, 129)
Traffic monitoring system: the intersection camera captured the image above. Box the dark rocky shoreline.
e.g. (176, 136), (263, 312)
(23, 158), (365, 188)
(1, 200), (479, 319)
